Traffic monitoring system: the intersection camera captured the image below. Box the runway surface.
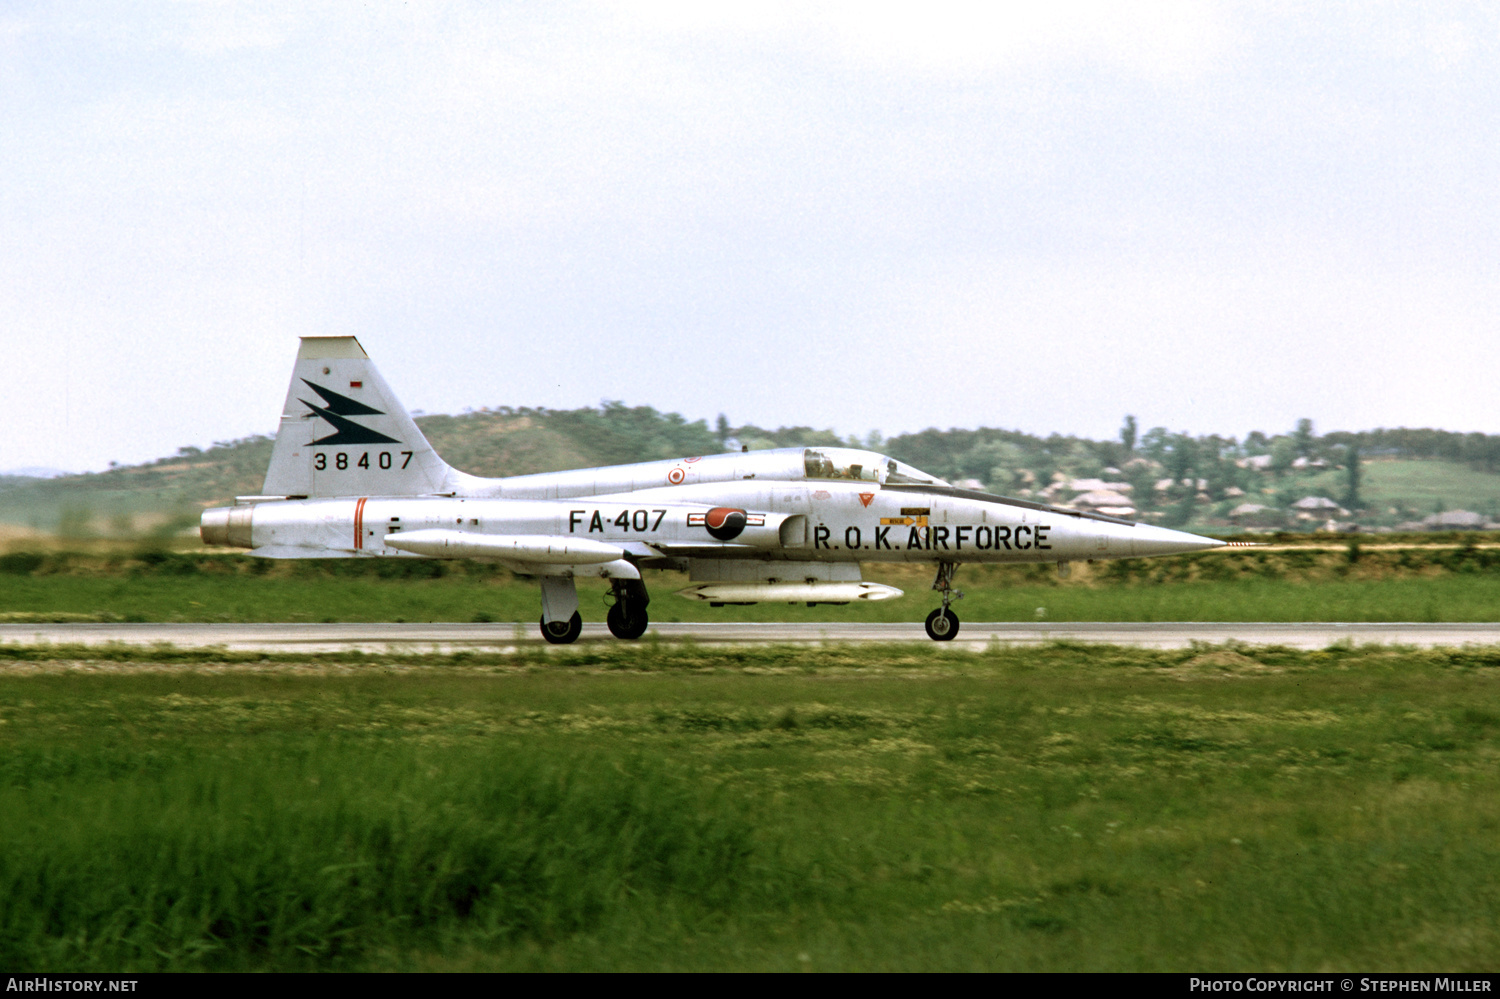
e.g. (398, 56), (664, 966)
(4, 621), (1500, 653)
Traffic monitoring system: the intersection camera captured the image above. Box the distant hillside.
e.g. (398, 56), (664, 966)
(3, 405), (1500, 538)
(0, 404), (752, 535)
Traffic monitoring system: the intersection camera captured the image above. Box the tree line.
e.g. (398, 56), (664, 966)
(30, 404), (1500, 517)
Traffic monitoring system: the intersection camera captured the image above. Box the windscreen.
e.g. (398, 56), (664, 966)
(802, 448), (948, 486)
(883, 458), (945, 486)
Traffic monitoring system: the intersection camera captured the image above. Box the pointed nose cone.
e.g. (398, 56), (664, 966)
(1129, 523), (1225, 557)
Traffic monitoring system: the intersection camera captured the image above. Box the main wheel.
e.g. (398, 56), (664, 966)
(606, 601), (649, 640)
(925, 607), (959, 641)
(539, 611), (583, 645)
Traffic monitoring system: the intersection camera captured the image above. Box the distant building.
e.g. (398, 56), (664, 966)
(1392, 510), (1498, 531)
(1229, 503), (1283, 527)
(1292, 496), (1346, 515)
(1420, 510), (1487, 530)
(1068, 478), (1133, 494)
(1069, 489), (1136, 518)
(1155, 477), (1208, 493)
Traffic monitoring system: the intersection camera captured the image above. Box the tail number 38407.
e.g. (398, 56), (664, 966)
(314, 451), (414, 471)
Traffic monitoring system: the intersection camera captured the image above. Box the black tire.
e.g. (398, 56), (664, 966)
(924, 608), (959, 641)
(606, 601), (649, 640)
(539, 611), (583, 645)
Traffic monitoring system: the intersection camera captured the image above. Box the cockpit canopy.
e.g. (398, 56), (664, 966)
(801, 448), (947, 486)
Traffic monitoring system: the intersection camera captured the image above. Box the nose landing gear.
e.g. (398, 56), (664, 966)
(925, 562), (963, 641)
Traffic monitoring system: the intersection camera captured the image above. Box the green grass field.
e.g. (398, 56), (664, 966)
(3, 642), (1498, 971)
(1300, 460), (1500, 518)
(6, 571), (1500, 624)
(3, 546), (1500, 625)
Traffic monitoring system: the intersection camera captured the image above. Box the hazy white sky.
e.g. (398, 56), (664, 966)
(4, 2), (1499, 472)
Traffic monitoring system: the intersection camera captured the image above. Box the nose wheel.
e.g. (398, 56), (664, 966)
(926, 561), (962, 641)
(925, 607), (959, 641)
(539, 612), (582, 645)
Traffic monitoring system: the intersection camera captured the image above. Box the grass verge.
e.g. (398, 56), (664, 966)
(2, 642), (1498, 970)
(4, 545), (1500, 623)
(1, 745), (754, 970)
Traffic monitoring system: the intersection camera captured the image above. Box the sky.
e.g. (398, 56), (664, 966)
(4, 2), (1500, 474)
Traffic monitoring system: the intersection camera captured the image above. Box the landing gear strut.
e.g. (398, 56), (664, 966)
(925, 561), (963, 641)
(606, 578), (651, 640)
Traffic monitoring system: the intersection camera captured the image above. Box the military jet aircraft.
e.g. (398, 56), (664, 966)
(201, 337), (1223, 642)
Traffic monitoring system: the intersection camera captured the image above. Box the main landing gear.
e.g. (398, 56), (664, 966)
(605, 578), (651, 640)
(924, 561), (963, 641)
(540, 612), (583, 645)
(534, 575), (651, 645)
(538, 575), (584, 645)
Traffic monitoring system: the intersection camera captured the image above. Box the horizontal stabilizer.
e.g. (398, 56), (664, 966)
(384, 529), (626, 563)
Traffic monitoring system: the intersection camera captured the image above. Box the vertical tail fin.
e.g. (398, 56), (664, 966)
(262, 337), (456, 498)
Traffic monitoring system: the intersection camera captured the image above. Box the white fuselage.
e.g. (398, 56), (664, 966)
(215, 458), (1208, 568)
